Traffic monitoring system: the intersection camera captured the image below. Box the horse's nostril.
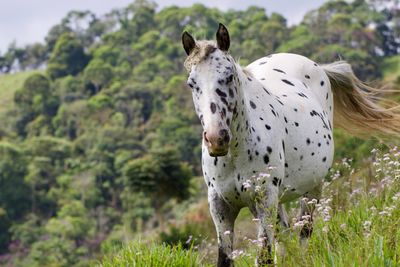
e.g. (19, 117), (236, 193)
(219, 129), (230, 143)
(224, 134), (230, 143)
(204, 131), (209, 143)
(204, 129), (230, 148)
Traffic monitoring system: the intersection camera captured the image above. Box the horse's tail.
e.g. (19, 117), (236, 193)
(322, 61), (400, 137)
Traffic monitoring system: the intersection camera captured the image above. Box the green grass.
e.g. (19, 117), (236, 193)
(0, 71), (40, 115)
(98, 147), (400, 267)
(232, 147), (400, 267)
(97, 241), (210, 267)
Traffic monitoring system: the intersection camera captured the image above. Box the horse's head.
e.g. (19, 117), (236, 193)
(182, 24), (237, 157)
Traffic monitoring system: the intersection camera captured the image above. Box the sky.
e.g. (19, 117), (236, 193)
(0, 0), (327, 53)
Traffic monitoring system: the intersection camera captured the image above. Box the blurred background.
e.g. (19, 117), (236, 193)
(0, 0), (399, 266)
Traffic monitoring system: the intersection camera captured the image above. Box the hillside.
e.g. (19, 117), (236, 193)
(0, 0), (399, 266)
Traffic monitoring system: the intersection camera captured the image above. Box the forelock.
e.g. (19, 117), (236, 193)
(184, 40), (218, 71)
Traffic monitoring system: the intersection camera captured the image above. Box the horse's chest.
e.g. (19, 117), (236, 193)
(202, 137), (285, 206)
(202, 157), (245, 206)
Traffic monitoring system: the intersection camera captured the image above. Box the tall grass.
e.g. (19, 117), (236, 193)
(230, 146), (400, 267)
(98, 241), (210, 267)
(98, 146), (399, 267)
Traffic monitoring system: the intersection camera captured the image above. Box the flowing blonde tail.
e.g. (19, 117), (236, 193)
(322, 61), (400, 138)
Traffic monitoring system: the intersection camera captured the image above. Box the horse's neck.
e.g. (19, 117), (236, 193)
(229, 64), (257, 152)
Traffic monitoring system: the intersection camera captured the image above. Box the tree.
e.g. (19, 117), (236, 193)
(258, 14), (288, 54)
(123, 147), (192, 228)
(15, 73), (57, 115)
(20, 43), (47, 70)
(83, 59), (113, 93)
(0, 142), (30, 252)
(14, 73), (59, 136)
(47, 32), (89, 80)
(45, 24), (72, 55)
(23, 137), (72, 214)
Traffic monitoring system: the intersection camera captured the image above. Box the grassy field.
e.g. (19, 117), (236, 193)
(98, 146), (400, 267)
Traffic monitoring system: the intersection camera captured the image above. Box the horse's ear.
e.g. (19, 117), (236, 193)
(216, 23), (230, 51)
(182, 31), (196, 56)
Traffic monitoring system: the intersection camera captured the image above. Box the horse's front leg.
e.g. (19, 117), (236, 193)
(275, 203), (290, 259)
(251, 185), (279, 266)
(209, 190), (239, 267)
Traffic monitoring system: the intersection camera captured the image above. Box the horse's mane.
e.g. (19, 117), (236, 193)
(184, 40), (218, 71)
(242, 67), (254, 78)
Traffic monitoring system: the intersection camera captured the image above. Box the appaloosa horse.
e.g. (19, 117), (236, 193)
(181, 23), (400, 266)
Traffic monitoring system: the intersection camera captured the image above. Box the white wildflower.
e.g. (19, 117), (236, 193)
(307, 199), (318, 205)
(231, 249), (245, 259)
(243, 180), (252, 189)
(363, 220), (372, 229)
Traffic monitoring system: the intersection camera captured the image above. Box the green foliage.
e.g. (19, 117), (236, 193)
(0, 142), (29, 217)
(47, 32), (89, 79)
(15, 73), (50, 106)
(124, 147), (192, 204)
(154, 116), (201, 166)
(88, 93), (113, 111)
(0, 208), (11, 253)
(83, 59), (113, 93)
(22, 236), (88, 267)
(277, 25), (318, 56)
(10, 214), (43, 248)
(14, 73), (59, 136)
(45, 201), (93, 240)
(0, 142), (29, 252)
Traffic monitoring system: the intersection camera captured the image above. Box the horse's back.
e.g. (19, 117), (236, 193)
(247, 53), (333, 119)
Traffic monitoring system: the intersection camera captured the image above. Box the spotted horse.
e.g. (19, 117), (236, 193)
(181, 23), (400, 266)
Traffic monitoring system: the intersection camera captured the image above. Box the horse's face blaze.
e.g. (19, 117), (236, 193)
(187, 49), (236, 157)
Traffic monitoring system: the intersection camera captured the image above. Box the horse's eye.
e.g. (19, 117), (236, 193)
(226, 75), (234, 84)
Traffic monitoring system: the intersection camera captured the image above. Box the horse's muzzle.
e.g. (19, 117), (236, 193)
(203, 129), (230, 157)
